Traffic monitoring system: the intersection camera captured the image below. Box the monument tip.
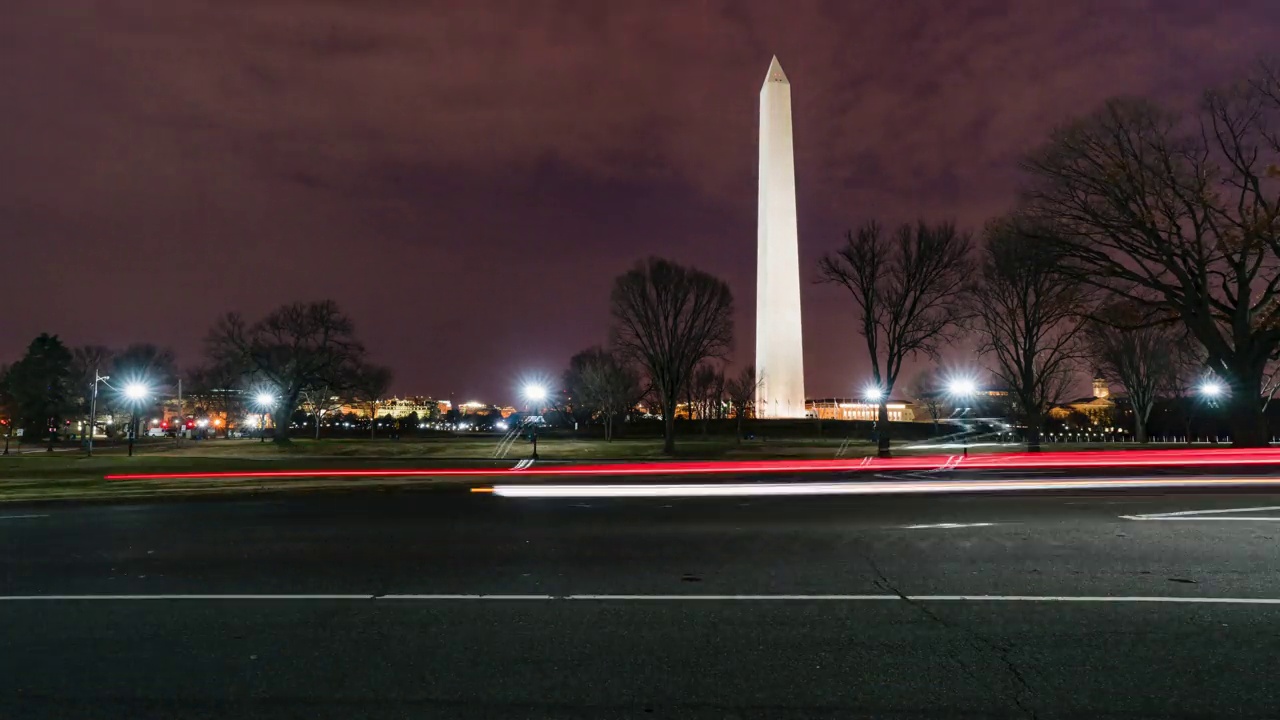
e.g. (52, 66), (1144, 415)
(765, 55), (788, 85)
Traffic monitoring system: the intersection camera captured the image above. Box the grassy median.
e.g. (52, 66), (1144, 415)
(0, 435), (1192, 503)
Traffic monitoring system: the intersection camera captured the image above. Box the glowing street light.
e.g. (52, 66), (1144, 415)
(254, 392), (275, 442)
(1200, 382), (1223, 397)
(947, 378), (978, 397)
(523, 384), (548, 403)
(863, 386), (883, 403)
(120, 382), (152, 457)
(521, 383), (548, 461)
(123, 382), (150, 402)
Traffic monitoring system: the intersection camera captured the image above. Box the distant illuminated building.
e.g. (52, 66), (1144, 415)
(377, 396), (440, 419)
(1049, 376), (1119, 426)
(806, 398), (915, 422)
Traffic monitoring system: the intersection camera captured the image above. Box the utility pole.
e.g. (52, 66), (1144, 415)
(175, 377), (182, 448)
(87, 369), (108, 458)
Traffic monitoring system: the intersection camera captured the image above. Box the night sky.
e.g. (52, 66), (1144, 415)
(5, 1), (1278, 403)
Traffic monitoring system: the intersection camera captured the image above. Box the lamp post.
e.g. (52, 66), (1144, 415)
(123, 382), (150, 457)
(86, 369), (110, 457)
(522, 384), (548, 460)
(255, 392), (275, 443)
(947, 378), (978, 456)
(1198, 381), (1223, 444)
(861, 385), (884, 444)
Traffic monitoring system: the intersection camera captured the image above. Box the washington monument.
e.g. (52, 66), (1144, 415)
(755, 56), (806, 418)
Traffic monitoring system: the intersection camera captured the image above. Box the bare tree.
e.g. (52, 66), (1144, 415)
(970, 217), (1089, 450)
(724, 365), (761, 443)
(205, 300), (366, 442)
(560, 350), (603, 430)
(299, 383), (346, 440)
(569, 347), (642, 441)
(1163, 341), (1212, 442)
(1085, 303), (1186, 443)
(1022, 64), (1280, 446)
(112, 344), (178, 388)
(187, 362), (248, 438)
(350, 363), (392, 440)
(819, 221), (972, 456)
(908, 367), (950, 436)
(611, 257), (734, 454)
(688, 362), (726, 433)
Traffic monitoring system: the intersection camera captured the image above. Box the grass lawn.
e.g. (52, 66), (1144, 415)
(0, 434), (1227, 504)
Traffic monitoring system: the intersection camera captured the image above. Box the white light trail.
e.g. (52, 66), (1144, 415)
(487, 476), (1280, 499)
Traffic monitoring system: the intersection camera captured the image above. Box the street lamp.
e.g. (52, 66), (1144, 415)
(85, 370), (110, 457)
(946, 378), (979, 456)
(522, 384), (548, 460)
(123, 382), (150, 457)
(255, 392), (275, 443)
(1200, 381), (1223, 398)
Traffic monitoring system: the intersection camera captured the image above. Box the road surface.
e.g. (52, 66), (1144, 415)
(3, 477), (1280, 718)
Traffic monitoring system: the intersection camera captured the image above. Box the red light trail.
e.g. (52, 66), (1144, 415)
(104, 448), (1280, 481)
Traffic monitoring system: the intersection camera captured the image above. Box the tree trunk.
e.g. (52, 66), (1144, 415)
(315, 411), (322, 440)
(271, 406), (292, 444)
(370, 409), (377, 440)
(1227, 362), (1269, 447)
(1133, 415), (1148, 444)
(877, 401), (891, 458)
(663, 395), (677, 455)
(1025, 410), (1042, 452)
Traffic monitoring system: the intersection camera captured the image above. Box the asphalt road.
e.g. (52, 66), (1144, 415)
(4, 476), (1280, 718)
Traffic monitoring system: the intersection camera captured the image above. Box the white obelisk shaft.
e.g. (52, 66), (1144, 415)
(755, 56), (806, 419)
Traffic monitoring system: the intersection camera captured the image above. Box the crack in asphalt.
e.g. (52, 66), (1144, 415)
(865, 555), (1041, 720)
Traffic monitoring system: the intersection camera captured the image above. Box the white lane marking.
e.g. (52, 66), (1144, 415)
(900, 522), (997, 529)
(0, 594), (374, 601)
(3, 594), (1280, 605)
(1122, 505), (1280, 521)
(0, 514), (49, 520)
(382, 594), (554, 600)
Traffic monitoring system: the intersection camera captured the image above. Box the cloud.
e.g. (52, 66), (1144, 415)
(3, 0), (1279, 397)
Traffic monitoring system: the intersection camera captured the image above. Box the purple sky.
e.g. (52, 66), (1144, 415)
(4, 1), (1278, 403)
